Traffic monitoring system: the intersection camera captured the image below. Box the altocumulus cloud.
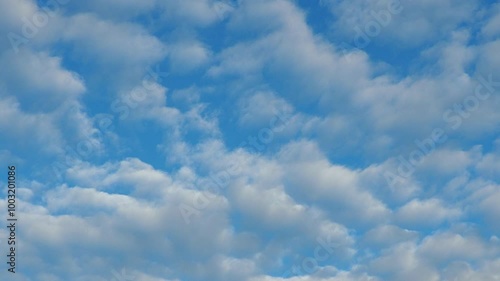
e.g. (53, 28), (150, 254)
(0, 0), (500, 280)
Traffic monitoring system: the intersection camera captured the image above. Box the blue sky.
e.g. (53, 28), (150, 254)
(0, 0), (500, 280)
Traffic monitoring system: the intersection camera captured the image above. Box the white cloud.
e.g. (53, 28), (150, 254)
(327, 0), (478, 48)
(158, 0), (232, 27)
(362, 225), (418, 247)
(209, 0), (371, 107)
(237, 91), (294, 129)
(0, 50), (85, 112)
(169, 40), (212, 73)
(395, 198), (461, 228)
(62, 13), (166, 66)
(418, 232), (494, 263)
(0, 97), (64, 154)
(481, 3), (500, 39)
(2, 0), (500, 280)
(278, 140), (390, 227)
(368, 242), (439, 281)
(66, 0), (156, 19)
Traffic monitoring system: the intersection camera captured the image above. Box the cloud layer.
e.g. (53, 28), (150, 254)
(0, 0), (499, 280)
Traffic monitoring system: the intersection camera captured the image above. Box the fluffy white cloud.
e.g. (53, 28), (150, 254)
(0, 97), (63, 154)
(395, 198), (461, 228)
(168, 40), (212, 73)
(158, 0), (234, 27)
(326, 0), (478, 48)
(2, 0), (500, 280)
(65, 0), (157, 19)
(481, 3), (500, 39)
(62, 13), (167, 70)
(210, 0), (371, 107)
(237, 91), (294, 129)
(0, 50), (85, 112)
(278, 140), (390, 227)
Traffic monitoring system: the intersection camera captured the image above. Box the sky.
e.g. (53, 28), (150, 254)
(0, 0), (500, 280)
